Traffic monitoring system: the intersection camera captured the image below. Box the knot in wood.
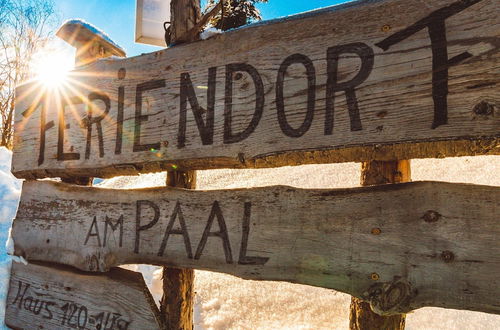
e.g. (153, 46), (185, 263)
(422, 210), (441, 223)
(473, 101), (495, 116)
(366, 277), (414, 315)
(441, 250), (454, 263)
(118, 68), (126, 80)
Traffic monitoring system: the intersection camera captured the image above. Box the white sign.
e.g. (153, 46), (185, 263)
(135, 0), (171, 47)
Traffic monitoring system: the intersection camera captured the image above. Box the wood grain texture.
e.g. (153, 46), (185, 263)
(11, 180), (500, 315)
(349, 160), (411, 328)
(161, 167), (196, 330)
(11, 0), (499, 179)
(5, 262), (161, 329)
(161, 1), (199, 328)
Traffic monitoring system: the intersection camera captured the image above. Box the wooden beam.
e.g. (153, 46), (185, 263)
(56, 19), (126, 67)
(168, 0), (201, 45)
(11, 0), (499, 179)
(5, 262), (161, 329)
(161, 170), (196, 329)
(11, 180), (500, 315)
(177, 0), (224, 43)
(349, 160), (411, 329)
(162, 1), (200, 329)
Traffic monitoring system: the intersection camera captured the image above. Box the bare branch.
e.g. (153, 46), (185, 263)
(0, 0), (58, 148)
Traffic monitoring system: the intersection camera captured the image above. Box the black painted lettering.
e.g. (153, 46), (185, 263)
(135, 200), (161, 253)
(326, 43), (374, 133)
(58, 96), (82, 161)
(115, 68), (126, 154)
(61, 303), (70, 325)
(134, 80), (165, 152)
(43, 301), (55, 320)
(12, 280), (29, 308)
(85, 92), (110, 159)
(32, 299), (43, 315)
(238, 202), (269, 265)
(68, 303), (78, 328)
(77, 305), (88, 329)
(276, 54), (316, 137)
(224, 63), (264, 144)
(375, 0), (481, 128)
(158, 202), (193, 258)
(115, 86), (125, 154)
(104, 215), (124, 247)
(84, 216), (101, 247)
(104, 312), (118, 329)
(23, 296), (33, 311)
(195, 201), (233, 263)
(22, 97), (54, 166)
(178, 67), (217, 148)
(116, 319), (131, 330)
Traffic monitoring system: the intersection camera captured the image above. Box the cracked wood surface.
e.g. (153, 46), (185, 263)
(11, 0), (500, 179)
(11, 180), (500, 315)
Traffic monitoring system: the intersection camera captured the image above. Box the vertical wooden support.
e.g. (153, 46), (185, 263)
(168, 0), (201, 45)
(161, 171), (196, 329)
(349, 160), (410, 330)
(162, 1), (200, 329)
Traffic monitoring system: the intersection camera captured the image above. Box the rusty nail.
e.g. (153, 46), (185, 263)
(381, 25), (391, 32)
(423, 210), (441, 223)
(441, 250), (455, 263)
(163, 141), (169, 147)
(371, 228), (382, 235)
(371, 273), (380, 281)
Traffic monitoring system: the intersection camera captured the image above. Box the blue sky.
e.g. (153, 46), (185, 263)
(53, 0), (348, 57)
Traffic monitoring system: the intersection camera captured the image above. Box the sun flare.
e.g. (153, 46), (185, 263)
(32, 51), (74, 88)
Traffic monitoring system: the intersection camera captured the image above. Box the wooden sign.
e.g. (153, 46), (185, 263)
(12, 0), (499, 179)
(5, 262), (161, 329)
(11, 180), (500, 315)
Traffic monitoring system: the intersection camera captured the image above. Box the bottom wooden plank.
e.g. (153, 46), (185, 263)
(5, 262), (161, 329)
(11, 181), (500, 315)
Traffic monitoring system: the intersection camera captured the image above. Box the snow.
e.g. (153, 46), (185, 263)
(60, 19), (126, 54)
(200, 28), (223, 40)
(0, 147), (499, 328)
(0, 147), (22, 329)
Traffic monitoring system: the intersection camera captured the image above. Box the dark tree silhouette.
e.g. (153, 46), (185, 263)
(206, 0), (268, 31)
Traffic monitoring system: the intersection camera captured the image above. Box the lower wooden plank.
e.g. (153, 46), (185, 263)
(5, 262), (161, 329)
(11, 180), (500, 315)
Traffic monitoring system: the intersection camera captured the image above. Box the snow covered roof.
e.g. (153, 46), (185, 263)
(56, 19), (126, 57)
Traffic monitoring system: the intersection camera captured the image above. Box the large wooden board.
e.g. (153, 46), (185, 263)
(12, 0), (499, 179)
(11, 180), (500, 315)
(5, 262), (161, 329)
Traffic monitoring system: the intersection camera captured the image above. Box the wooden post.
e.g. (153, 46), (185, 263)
(349, 160), (410, 330)
(162, 1), (200, 329)
(161, 171), (196, 329)
(167, 0), (201, 46)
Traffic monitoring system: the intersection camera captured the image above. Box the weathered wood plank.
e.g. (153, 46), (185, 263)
(5, 262), (161, 329)
(11, 180), (500, 315)
(12, 0), (499, 179)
